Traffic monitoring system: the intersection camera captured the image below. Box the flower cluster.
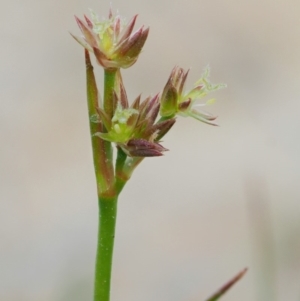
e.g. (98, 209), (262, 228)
(73, 9), (226, 158)
(72, 9), (149, 69)
(160, 66), (226, 125)
(94, 73), (176, 157)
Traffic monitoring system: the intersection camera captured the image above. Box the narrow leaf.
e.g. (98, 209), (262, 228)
(205, 268), (248, 301)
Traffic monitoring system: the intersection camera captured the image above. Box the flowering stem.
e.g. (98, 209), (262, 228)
(94, 196), (118, 301)
(85, 51), (119, 301)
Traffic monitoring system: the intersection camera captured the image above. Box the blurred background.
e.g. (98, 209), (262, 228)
(1, 0), (300, 300)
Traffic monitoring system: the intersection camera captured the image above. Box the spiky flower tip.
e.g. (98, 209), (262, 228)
(71, 9), (149, 70)
(160, 66), (226, 125)
(94, 73), (176, 157)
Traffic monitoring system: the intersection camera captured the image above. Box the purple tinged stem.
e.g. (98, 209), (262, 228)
(85, 50), (114, 195)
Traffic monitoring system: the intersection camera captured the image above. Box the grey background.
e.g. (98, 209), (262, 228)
(1, 0), (300, 300)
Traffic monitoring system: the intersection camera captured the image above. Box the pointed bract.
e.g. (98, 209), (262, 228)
(84, 15), (93, 29)
(130, 95), (141, 110)
(117, 15), (138, 46)
(75, 16), (97, 47)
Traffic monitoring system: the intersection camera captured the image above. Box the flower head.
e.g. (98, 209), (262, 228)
(72, 9), (149, 69)
(94, 72), (175, 157)
(160, 66), (226, 125)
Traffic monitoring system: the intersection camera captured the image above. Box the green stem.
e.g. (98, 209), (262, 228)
(98, 68), (118, 196)
(103, 68), (117, 119)
(85, 50), (114, 195)
(85, 53), (119, 301)
(94, 196), (118, 301)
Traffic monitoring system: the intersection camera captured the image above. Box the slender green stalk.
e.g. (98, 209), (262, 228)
(94, 196), (118, 301)
(103, 69), (117, 119)
(115, 148), (128, 194)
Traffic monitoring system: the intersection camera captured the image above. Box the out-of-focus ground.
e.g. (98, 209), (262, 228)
(1, 0), (300, 300)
